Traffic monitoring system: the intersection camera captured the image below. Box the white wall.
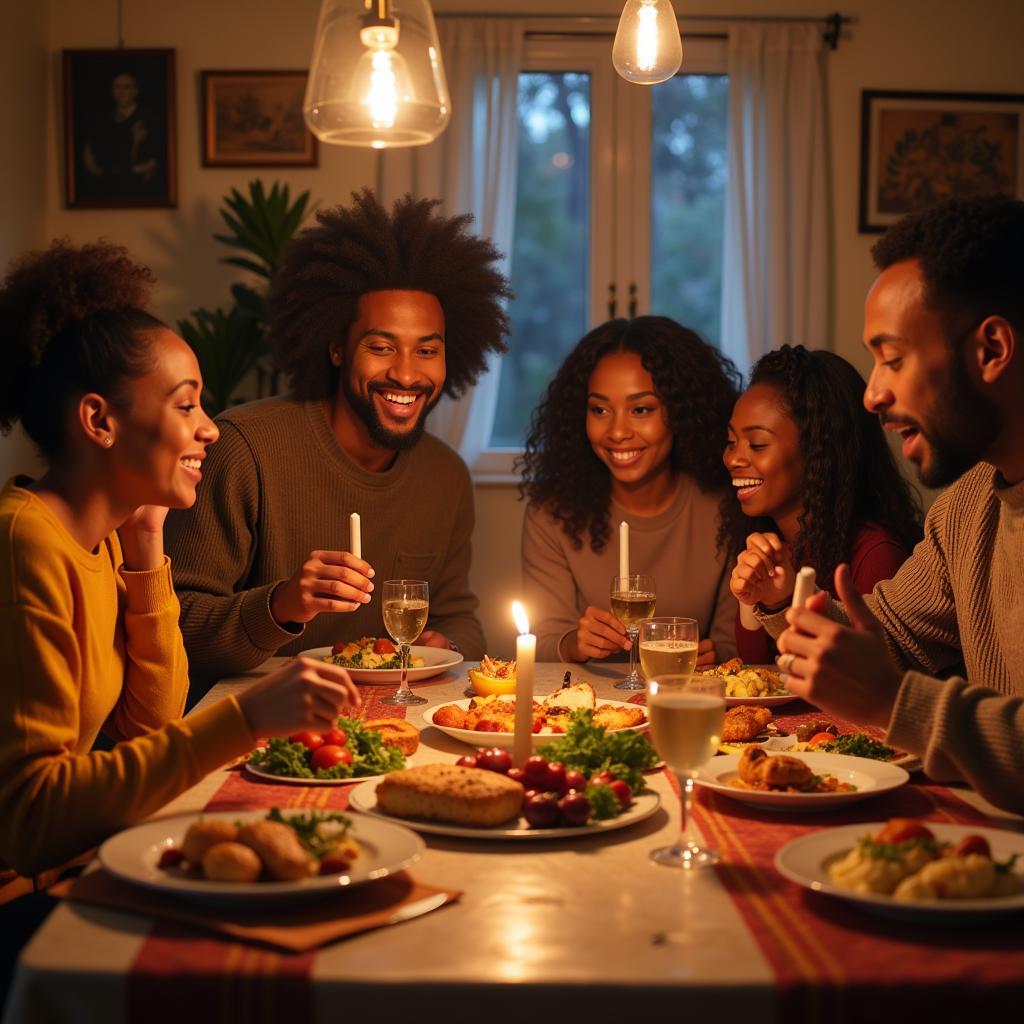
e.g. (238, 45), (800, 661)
(2, 0), (1022, 654)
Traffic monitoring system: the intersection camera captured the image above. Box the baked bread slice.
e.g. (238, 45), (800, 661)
(376, 764), (524, 826)
(364, 717), (420, 755)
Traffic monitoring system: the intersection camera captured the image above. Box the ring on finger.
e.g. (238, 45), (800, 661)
(778, 652), (796, 673)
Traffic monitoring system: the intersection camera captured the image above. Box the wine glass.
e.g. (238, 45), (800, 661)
(610, 573), (656, 690)
(639, 617), (699, 679)
(380, 580), (429, 707)
(646, 673), (725, 868)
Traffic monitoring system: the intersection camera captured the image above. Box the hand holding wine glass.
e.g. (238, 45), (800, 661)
(380, 579), (429, 706)
(610, 573), (656, 690)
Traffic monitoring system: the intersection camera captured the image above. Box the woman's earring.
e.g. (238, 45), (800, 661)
(330, 350), (341, 366)
(102, 436), (113, 447)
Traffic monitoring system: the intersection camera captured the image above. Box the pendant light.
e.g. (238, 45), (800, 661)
(612, 0), (683, 84)
(303, 0), (450, 148)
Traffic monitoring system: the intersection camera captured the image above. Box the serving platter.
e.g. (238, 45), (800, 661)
(422, 696), (648, 751)
(349, 778), (660, 840)
(99, 809), (423, 905)
(774, 822), (1024, 922)
(693, 750), (909, 810)
(301, 645), (463, 684)
(242, 763), (392, 787)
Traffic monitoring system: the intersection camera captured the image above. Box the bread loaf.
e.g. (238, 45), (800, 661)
(364, 717), (420, 755)
(376, 764), (524, 826)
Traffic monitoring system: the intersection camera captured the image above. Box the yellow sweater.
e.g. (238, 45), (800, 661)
(0, 478), (254, 876)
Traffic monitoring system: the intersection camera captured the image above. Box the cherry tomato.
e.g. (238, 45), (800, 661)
(532, 719), (543, 733)
(524, 755), (551, 788)
(507, 767), (526, 785)
(319, 853), (353, 875)
(590, 769), (616, 787)
(289, 730), (324, 750)
(476, 747), (512, 774)
(456, 754), (478, 769)
(523, 788), (543, 802)
(331, 641), (347, 655)
(875, 818), (934, 844)
(474, 720), (500, 732)
(546, 761), (568, 794)
(550, 724), (566, 734)
(311, 744), (352, 771)
(808, 732), (836, 747)
(953, 835), (991, 859)
(322, 726), (348, 748)
(158, 848), (185, 869)
(523, 792), (560, 828)
(564, 769), (588, 792)
(558, 791), (591, 827)
(608, 779), (633, 809)
(373, 637), (396, 655)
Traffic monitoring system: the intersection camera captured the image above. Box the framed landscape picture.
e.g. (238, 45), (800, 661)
(859, 89), (1024, 232)
(63, 49), (176, 208)
(201, 70), (318, 167)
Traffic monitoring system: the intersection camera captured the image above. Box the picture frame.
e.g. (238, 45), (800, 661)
(859, 89), (1024, 232)
(201, 70), (318, 168)
(63, 49), (176, 209)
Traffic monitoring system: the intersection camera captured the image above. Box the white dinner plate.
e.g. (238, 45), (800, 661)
(694, 750), (909, 810)
(774, 822), (1024, 922)
(422, 696), (649, 751)
(99, 809), (423, 905)
(302, 645), (463, 684)
(242, 762), (392, 787)
(711, 664), (800, 707)
(349, 778), (660, 840)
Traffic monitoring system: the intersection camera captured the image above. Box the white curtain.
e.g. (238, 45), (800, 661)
(377, 17), (524, 466)
(719, 23), (829, 378)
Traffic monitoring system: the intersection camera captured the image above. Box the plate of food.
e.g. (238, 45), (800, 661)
(244, 716), (419, 786)
(348, 763), (660, 840)
(694, 748), (909, 810)
(701, 660), (799, 707)
(99, 807), (424, 905)
(424, 681), (648, 750)
(774, 819), (1024, 921)
(303, 637), (463, 684)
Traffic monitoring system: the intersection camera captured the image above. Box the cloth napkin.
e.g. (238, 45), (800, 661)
(50, 868), (460, 952)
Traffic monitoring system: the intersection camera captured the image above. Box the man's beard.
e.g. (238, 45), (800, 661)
(342, 377), (439, 451)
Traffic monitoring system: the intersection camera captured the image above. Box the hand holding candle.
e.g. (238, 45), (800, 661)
(511, 601), (536, 768)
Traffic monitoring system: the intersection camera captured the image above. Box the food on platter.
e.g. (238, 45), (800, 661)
(730, 746), (854, 794)
(828, 818), (1022, 901)
(721, 705), (774, 743)
(324, 636), (425, 671)
(801, 731), (896, 761)
(247, 715), (407, 781)
(467, 655), (517, 696)
(702, 658), (788, 698)
(163, 809), (360, 882)
(362, 718), (420, 756)
(794, 719), (839, 742)
(376, 764), (525, 826)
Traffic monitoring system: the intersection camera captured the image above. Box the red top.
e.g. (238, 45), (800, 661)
(733, 521), (910, 664)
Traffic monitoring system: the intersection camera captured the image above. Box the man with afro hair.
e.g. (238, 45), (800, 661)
(166, 190), (511, 681)
(749, 194), (1024, 813)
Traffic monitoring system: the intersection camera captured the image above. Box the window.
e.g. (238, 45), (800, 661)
(485, 34), (729, 457)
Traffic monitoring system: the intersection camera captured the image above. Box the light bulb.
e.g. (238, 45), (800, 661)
(612, 0), (683, 85)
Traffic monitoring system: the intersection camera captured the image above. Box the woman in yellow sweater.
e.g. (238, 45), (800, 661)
(0, 241), (360, 888)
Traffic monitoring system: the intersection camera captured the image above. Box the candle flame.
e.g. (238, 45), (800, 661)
(512, 600), (530, 635)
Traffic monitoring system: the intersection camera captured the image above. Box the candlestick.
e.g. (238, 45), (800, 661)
(350, 512), (361, 559)
(792, 566), (816, 608)
(511, 601), (535, 768)
(619, 520), (629, 581)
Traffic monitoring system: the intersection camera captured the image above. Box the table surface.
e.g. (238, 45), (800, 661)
(6, 659), (1024, 1023)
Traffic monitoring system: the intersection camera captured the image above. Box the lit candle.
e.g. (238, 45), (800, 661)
(349, 512), (362, 559)
(511, 601), (535, 768)
(792, 566), (816, 608)
(619, 520), (629, 581)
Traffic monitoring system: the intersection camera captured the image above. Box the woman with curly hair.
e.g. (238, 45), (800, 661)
(722, 345), (922, 661)
(520, 316), (741, 664)
(0, 241), (360, 901)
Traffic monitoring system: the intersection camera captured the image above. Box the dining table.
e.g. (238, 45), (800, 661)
(5, 658), (1024, 1023)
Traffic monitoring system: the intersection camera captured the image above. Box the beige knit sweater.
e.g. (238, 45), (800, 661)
(758, 462), (1024, 811)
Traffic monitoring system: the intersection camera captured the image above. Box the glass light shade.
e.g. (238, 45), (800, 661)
(304, 0), (450, 148)
(612, 0), (683, 85)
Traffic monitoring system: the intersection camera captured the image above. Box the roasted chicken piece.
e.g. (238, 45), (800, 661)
(721, 705), (773, 743)
(738, 747), (813, 789)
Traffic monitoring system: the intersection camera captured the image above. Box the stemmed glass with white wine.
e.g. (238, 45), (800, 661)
(639, 617), (699, 678)
(610, 573), (656, 690)
(647, 674), (725, 868)
(380, 579), (429, 707)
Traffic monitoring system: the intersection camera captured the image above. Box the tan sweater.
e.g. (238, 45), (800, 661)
(522, 476), (737, 663)
(164, 397), (485, 677)
(758, 462), (1024, 811)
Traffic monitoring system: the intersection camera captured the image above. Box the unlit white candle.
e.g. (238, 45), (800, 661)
(619, 520), (629, 581)
(350, 512), (361, 559)
(792, 566), (816, 608)
(511, 601), (535, 768)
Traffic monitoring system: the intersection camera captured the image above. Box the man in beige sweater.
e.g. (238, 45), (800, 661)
(165, 191), (511, 680)
(751, 194), (1024, 812)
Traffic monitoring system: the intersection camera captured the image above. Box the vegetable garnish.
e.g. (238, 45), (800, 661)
(266, 808), (353, 859)
(817, 734), (895, 760)
(858, 836), (943, 861)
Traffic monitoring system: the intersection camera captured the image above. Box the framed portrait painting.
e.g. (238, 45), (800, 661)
(63, 49), (176, 209)
(201, 70), (318, 168)
(859, 89), (1024, 232)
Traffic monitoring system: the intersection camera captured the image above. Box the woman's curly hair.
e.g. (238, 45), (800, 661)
(519, 316), (741, 553)
(0, 239), (164, 460)
(717, 345), (923, 589)
(269, 189), (512, 400)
